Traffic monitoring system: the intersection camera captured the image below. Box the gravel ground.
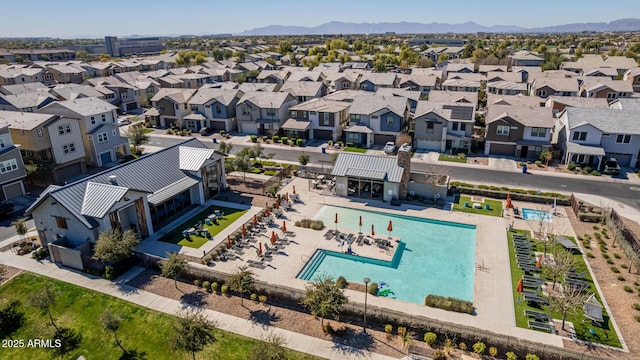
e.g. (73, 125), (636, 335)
(563, 209), (639, 359)
(0, 264), (22, 285)
(128, 269), (426, 358)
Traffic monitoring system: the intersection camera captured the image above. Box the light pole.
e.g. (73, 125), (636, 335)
(363, 277), (370, 333)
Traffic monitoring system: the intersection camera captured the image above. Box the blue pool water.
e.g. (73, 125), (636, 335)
(522, 208), (552, 222)
(297, 206), (477, 304)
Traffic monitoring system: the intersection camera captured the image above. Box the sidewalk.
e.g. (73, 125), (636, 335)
(0, 251), (397, 360)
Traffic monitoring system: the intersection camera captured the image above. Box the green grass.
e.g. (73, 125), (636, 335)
(143, 128), (154, 133)
(0, 272), (319, 360)
(506, 230), (621, 347)
(159, 206), (248, 248)
(343, 147), (367, 153)
(453, 195), (503, 217)
(438, 154), (467, 163)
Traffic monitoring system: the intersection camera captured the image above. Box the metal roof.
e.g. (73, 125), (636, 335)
(332, 153), (404, 183)
(148, 177), (199, 205)
(80, 182), (129, 218)
(179, 146), (215, 171)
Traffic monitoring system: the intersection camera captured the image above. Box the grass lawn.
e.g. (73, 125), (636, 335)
(453, 195), (503, 217)
(438, 154), (467, 163)
(159, 206), (248, 248)
(506, 230), (621, 347)
(0, 272), (319, 360)
(343, 147), (367, 153)
(143, 128), (154, 134)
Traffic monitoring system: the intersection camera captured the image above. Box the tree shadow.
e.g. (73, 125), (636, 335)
(112, 282), (140, 296)
(329, 326), (375, 356)
(180, 290), (208, 307)
(249, 308), (282, 328)
(119, 348), (147, 360)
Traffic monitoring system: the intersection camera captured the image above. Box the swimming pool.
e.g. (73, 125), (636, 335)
(522, 208), (552, 222)
(297, 206), (476, 304)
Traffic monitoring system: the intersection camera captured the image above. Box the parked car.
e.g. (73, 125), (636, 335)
(383, 142), (397, 154)
(0, 202), (14, 218)
(603, 158), (621, 176)
(199, 127), (215, 136)
(117, 118), (131, 126)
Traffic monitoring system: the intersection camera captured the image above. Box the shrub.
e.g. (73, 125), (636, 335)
(336, 141), (343, 147)
(397, 326), (407, 337)
(32, 247), (49, 261)
(473, 341), (486, 355)
(535, 161), (542, 167)
(567, 163), (577, 171)
(262, 136), (268, 142)
(250, 135), (258, 143)
(211, 282), (219, 292)
(611, 266), (620, 273)
(635, 316), (640, 323)
(593, 225), (600, 230)
(618, 275), (626, 281)
(202, 281), (210, 291)
(219, 130), (225, 135)
(272, 135), (280, 143)
(368, 282), (379, 296)
(328, 140), (333, 146)
(193, 279), (201, 287)
(624, 286), (633, 293)
(458, 342), (467, 351)
(526, 354), (540, 360)
(506, 351), (518, 360)
(633, 303), (640, 310)
(346, 142), (354, 147)
(384, 324), (393, 339)
(519, 162), (527, 167)
(621, 264), (629, 269)
(424, 295), (474, 314)
(614, 253), (621, 259)
(221, 285), (229, 294)
(602, 253), (610, 259)
(489, 346), (498, 357)
(281, 137), (288, 144)
(590, 170), (601, 176)
(259, 294), (267, 303)
(424, 332), (437, 346)
(583, 166), (592, 174)
(296, 138), (303, 146)
(322, 322), (333, 335)
(336, 276), (347, 289)
(635, 281), (640, 286)
(294, 219), (324, 230)
(290, 138), (297, 146)
(587, 252), (595, 258)
(607, 259), (615, 264)
(432, 349), (446, 360)
(250, 293), (258, 301)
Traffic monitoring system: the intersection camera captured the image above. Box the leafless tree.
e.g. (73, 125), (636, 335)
(548, 284), (591, 330)
(543, 250), (576, 290)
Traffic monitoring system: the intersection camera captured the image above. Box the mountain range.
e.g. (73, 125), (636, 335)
(237, 18), (640, 36)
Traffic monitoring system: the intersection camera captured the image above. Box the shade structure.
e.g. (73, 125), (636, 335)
(281, 221), (287, 232)
(516, 278), (524, 293)
(536, 254), (542, 268)
(285, 193), (289, 202)
(293, 185), (296, 194)
(358, 216), (363, 233)
(253, 214), (258, 226)
(259, 242), (263, 256)
(335, 213), (338, 230)
(275, 198), (280, 209)
(387, 220), (393, 232)
(242, 224), (247, 237)
(505, 192), (513, 209)
(371, 224), (375, 236)
(270, 231), (277, 244)
(227, 235), (232, 248)
(266, 207), (270, 217)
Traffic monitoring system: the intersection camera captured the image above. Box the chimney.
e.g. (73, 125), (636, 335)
(108, 175), (118, 186)
(397, 143), (412, 199)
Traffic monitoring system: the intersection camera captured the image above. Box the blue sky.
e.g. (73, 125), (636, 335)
(2, 0), (638, 38)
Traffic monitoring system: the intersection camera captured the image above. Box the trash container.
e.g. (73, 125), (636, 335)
(522, 164), (527, 173)
(321, 147), (326, 154)
(213, 138), (217, 144)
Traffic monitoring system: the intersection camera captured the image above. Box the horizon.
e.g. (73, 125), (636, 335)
(1, 0), (639, 38)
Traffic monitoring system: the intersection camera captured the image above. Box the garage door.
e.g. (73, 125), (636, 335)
(209, 120), (226, 131)
(239, 122), (257, 135)
(2, 181), (24, 200)
(606, 153), (633, 167)
(489, 142), (516, 156)
(125, 102), (137, 111)
(55, 163), (83, 183)
(416, 139), (440, 151)
(374, 134), (396, 145)
(314, 129), (333, 140)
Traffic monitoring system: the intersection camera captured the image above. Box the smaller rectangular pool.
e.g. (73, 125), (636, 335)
(522, 208), (552, 222)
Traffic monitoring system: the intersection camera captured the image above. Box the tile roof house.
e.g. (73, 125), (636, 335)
(236, 91), (298, 136)
(622, 68), (640, 93)
(528, 77), (579, 98)
(185, 88), (242, 133)
(397, 73), (438, 96)
(428, 90), (478, 106)
(279, 80), (326, 102)
(487, 94), (544, 108)
(485, 105), (555, 159)
(344, 95), (410, 148)
(25, 138), (227, 270)
(487, 81), (527, 96)
(0, 82), (49, 95)
(545, 96), (609, 115)
(577, 77), (633, 101)
(413, 101), (475, 152)
(509, 50), (545, 67)
(554, 107), (640, 168)
(0, 92), (57, 112)
(286, 98), (350, 142)
(149, 88), (197, 128)
(0, 123), (27, 200)
(358, 72), (398, 92)
(324, 71), (361, 92)
(441, 78), (481, 93)
(561, 55), (638, 76)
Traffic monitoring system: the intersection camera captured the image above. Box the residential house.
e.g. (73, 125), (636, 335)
(375, 88), (421, 112)
(156, 75), (185, 89)
(578, 77), (633, 101)
(149, 88), (197, 128)
(554, 107), (640, 168)
(0, 92), (57, 112)
(0, 66), (44, 86)
(0, 82), (49, 95)
(509, 50), (545, 67)
(545, 96), (609, 115)
(486, 71), (524, 83)
(561, 55), (638, 76)
(236, 92), (298, 136)
(184, 88), (241, 133)
(322, 90), (374, 103)
(324, 71), (360, 91)
(528, 77), (579, 98)
(358, 73), (398, 92)
(344, 95), (410, 147)
(487, 94), (544, 108)
(397, 74), (438, 96)
(441, 78), (480, 93)
(412, 101), (475, 152)
(485, 105), (554, 158)
(428, 90), (478, 106)
(25, 138), (227, 270)
(487, 81), (527, 95)
(0, 111), (87, 183)
(478, 65), (508, 75)
(39, 97), (130, 167)
(286, 70), (325, 82)
(49, 84), (106, 101)
(256, 70), (289, 85)
(609, 98), (640, 111)
(581, 67), (619, 79)
(0, 123), (27, 200)
(285, 98), (350, 141)
(279, 81), (326, 102)
(237, 83), (277, 93)
(622, 68), (640, 93)
(442, 63), (474, 76)
(46, 64), (85, 84)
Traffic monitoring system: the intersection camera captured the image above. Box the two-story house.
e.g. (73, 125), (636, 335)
(485, 105), (555, 159)
(325, 71), (361, 92)
(0, 123), (27, 200)
(428, 90), (478, 106)
(149, 88), (197, 128)
(397, 74), (438, 97)
(39, 97), (129, 167)
(344, 95), (410, 147)
(236, 92), (298, 136)
(528, 77), (579, 98)
(46, 64), (85, 84)
(0, 92), (57, 112)
(412, 101), (475, 153)
(284, 98), (350, 142)
(544, 96), (609, 116)
(25, 138), (227, 270)
(0, 111), (88, 184)
(279, 81), (326, 102)
(578, 77), (633, 101)
(487, 81), (527, 96)
(622, 68), (640, 93)
(441, 78), (481, 93)
(358, 73), (398, 92)
(185, 88), (241, 133)
(554, 107), (640, 168)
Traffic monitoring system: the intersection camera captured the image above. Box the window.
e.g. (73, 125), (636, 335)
(350, 114), (360, 122)
(101, 114), (106, 122)
(0, 138), (4, 148)
(62, 143), (76, 154)
(290, 110), (297, 118)
(112, 129), (117, 136)
(387, 116), (393, 126)
(190, 104), (198, 111)
(37, 129), (43, 137)
(310, 111), (317, 115)
(342, 82), (349, 88)
(266, 108), (276, 117)
(531, 127), (547, 137)
(91, 116), (96, 124)
(97, 132), (108, 143)
(204, 104), (211, 108)
(215, 105), (221, 113)
(572, 131), (587, 141)
(120, 92), (128, 99)
(0, 159), (18, 174)
(536, 90), (546, 97)
(57, 124), (71, 135)
(427, 122), (434, 129)
(452, 123), (459, 131)
(302, 111), (308, 118)
(616, 134), (631, 144)
(496, 125), (510, 136)
(460, 123), (466, 131)
(322, 113), (330, 125)
(55, 216), (68, 229)
(607, 92), (617, 99)
(242, 106), (250, 116)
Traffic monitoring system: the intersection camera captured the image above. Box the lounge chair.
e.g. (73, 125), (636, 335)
(567, 270), (587, 280)
(524, 310), (552, 322)
(565, 278), (589, 291)
(520, 264), (541, 273)
(523, 293), (548, 305)
(523, 276), (544, 285)
(527, 320), (554, 333)
(356, 234), (364, 246)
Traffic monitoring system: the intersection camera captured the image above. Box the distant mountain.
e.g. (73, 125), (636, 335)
(237, 18), (640, 36)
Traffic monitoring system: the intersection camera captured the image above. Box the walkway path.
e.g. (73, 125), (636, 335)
(0, 250), (397, 360)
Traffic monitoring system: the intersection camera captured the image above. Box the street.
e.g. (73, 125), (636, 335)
(147, 134), (640, 210)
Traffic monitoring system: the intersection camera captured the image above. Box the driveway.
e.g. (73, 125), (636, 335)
(489, 157), (518, 171)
